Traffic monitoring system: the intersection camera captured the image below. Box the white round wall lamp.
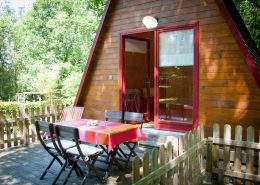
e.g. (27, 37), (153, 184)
(142, 16), (158, 29)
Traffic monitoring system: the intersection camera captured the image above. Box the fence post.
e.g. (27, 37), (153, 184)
(167, 141), (173, 185)
(18, 109), (24, 145)
(0, 121), (4, 149)
(6, 122), (11, 148)
(183, 133), (189, 185)
(173, 138), (179, 184)
(152, 147), (159, 184)
(179, 135), (184, 185)
(160, 145), (166, 185)
(30, 108), (36, 142)
(200, 125), (205, 176)
(195, 127), (201, 184)
(5, 112), (12, 148)
(143, 152), (149, 177)
(189, 132), (193, 184)
(234, 125), (242, 185)
(12, 110), (18, 146)
(246, 126), (254, 185)
(223, 124), (231, 184)
(205, 139), (213, 184)
(213, 123), (219, 173)
(24, 118), (30, 146)
(133, 156), (140, 183)
(47, 106), (51, 122)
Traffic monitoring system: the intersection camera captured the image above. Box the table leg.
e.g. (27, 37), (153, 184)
(103, 146), (125, 180)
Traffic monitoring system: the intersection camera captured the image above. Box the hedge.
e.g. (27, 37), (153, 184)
(0, 98), (74, 113)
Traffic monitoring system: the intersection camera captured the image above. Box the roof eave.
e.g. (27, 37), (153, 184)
(74, 0), (113, 106)
(216, 0), (260, 88)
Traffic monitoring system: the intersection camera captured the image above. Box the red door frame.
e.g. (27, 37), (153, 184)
(154, 23), (199, 132)
(119, 22), (199, 131)
(119, 34), (151, 121)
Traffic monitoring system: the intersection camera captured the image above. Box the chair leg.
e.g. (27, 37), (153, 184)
(88, 157), (97, 173)
(104, 146), (124, 180)
(52, 161), (67, 185)
(118, 146), (127, 159)
(72, 162), (80, 177)
(86, 157), (103, 183)
(81, 174), (88, 185)
(100, 145), (109, 155)
(106, 152), (111, 162)
(63, 163), (76, 185)
(125, 143), (138, 163)
(40, 156), (56, 180)
(67, 158), (81, 177)
(75, 163), (84, 178)
(55, 156), (63, 167)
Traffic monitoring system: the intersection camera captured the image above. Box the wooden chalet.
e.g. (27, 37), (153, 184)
(74, 0), (260, 135)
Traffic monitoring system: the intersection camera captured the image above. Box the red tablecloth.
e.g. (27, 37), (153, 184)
(55, 119), (146, 152)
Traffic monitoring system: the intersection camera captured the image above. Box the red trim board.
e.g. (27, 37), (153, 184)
(154, 22), (199, 131)
(215, 0), (260, 88)
(74, 0), (112, 105)
(119, 35), (151, 121)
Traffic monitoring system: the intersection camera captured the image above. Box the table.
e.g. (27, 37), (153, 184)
(55, 119), (146, 152)
(54, 119), (146, 179)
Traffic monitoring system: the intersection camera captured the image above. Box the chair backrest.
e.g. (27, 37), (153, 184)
(125, 89), (141, 112)
(55, 125), (78, 157)
(105, 110), (123, 122)
(60, 106), (84, 121)
(124, 111), (144, 129)
(55, 125), (84, 159)
(35, 120), (52, 151)
(35, 120), (62, 154)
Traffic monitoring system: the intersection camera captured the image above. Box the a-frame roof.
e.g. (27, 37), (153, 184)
(223, 0), (260, 71)
(74, 0), (260, 106)
(217, 0), (260, 86)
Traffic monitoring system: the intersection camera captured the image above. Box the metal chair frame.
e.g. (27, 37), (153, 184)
(123, 111), (144, 163)
(104, 110), (126, 159)
(35, 121), (64, 185)
(55, 125), (103, 184)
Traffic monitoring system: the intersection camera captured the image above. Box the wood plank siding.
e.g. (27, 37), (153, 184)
(78, 0), (260, 134)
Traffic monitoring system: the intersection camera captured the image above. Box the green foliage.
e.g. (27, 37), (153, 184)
(0, 101), (19, 113)
(16, 0), (103, 98)
(234, 0), (260, 49)
(0, 0), (105, 101)
(0, 11), (18, 101)
(0, 98), (74, 113)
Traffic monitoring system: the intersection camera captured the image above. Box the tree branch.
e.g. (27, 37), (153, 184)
(248, 0), (260, 9)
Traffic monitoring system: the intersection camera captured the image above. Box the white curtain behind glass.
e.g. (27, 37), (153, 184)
(159, 29), (194, 67)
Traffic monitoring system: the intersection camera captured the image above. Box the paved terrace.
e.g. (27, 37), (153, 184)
(0, 143), (141, 185)
(0, 127), (183, 185)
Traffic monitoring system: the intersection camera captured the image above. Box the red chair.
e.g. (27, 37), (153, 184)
(60, 106), (84, 121)
(124, 89), (141, 112)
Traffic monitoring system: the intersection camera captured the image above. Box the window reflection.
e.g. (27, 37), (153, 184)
(159, 29), (194, 123)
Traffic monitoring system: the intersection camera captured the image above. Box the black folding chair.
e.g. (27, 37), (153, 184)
(35, 121), (75, 185)
(123, 111), (144, 163)
(105, 110), (123, 122)
(103, 110), (126, 159)
(55, 125), (104, 184)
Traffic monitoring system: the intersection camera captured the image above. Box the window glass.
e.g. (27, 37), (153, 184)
(158, 29), (194, 123)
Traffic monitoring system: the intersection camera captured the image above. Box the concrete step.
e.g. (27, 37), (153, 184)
(139, 127), (185, 148)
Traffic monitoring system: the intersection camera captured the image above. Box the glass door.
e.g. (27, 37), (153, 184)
(122, 36), (151, 121)
(154, 24), (198, 131)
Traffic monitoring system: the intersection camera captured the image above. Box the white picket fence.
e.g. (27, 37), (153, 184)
(133, 124), (260, 184)
(0, 105), (65, 149)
